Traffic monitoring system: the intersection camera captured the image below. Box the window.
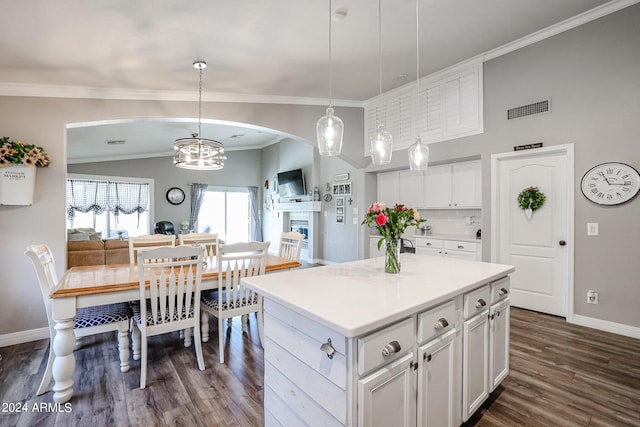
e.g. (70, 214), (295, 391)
(66, 174), (152, 239)
(197, 188), (249, 243)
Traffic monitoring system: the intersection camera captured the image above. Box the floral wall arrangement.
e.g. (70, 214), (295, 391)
(0, 136), (51, 167)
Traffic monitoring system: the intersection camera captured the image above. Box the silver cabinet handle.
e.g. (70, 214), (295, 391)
(457, 245), (464, 249)
(475, 298), (487, 309)
(434, 318), (449, 330)
(498, 287), (509, 296)
(382, 340), (402, 356)
(320, 338), (335, 359)
(425, 242), (432, 246)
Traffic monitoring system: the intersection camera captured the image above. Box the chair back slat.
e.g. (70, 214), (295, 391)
(129, 234), (175, 265)
(138, 246), (203, 327)
(278, 232), (304, 261)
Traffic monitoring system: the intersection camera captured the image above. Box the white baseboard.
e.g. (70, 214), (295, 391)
(569, 314), (640, 340)
(0, 327), (50, 348)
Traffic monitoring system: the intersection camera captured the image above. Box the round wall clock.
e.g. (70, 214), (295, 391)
(166, 187), (185, 205)
(580, 162), (640, 205)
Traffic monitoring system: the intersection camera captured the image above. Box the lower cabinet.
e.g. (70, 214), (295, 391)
(417, 329), (458, 427)
(358, 353), (416, 427)
(262, 279), (510, 427)
(415, 237), (481, 261)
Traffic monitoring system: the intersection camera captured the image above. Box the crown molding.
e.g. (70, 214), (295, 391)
(0, 82), (364, 108)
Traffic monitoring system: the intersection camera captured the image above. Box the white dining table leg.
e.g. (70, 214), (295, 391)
(52, 297), (77, 403)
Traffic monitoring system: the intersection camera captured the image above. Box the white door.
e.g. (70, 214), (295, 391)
(492, 145), (573, 317)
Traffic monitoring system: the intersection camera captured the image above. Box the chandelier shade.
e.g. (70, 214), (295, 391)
(174, 59), (226, 170)
(317, 0), (344, 157)
(370, 0), (393, 165)
(370, 123), (393, 165)
(317, 107), (344, 156)
(408, 0), (428, 171)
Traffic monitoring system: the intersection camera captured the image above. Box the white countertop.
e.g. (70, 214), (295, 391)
(242, 255), (513, 338)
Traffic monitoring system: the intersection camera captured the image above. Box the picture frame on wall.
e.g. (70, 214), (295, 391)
(335, 196), (345, 224)
(333, 182), (351, 195)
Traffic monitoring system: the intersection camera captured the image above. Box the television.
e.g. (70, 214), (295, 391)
(277, 168), (306, 199)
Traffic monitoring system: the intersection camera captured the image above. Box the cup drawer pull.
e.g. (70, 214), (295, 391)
(434, 318), (449, 330)
(320, 338), (336, 359)
(498, 287), (509, 296)
(381, 340), (402, 356)
(475, 298), (487, 309)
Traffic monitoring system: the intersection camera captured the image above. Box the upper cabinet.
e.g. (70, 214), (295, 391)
(364, 63), (483, 157)
(377, 160), (481, 209)
(424, 161), (482, 209)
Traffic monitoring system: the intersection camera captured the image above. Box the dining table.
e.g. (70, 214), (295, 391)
(48, 254), (300, 403)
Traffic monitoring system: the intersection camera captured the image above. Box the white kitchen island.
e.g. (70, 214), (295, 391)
(241, 254), (514, 426)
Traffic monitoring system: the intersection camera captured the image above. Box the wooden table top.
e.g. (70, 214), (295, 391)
(52, 254), (300, 298)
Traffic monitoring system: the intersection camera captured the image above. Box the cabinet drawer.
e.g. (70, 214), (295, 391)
(357, 317), (415, 376)
(463, 285), (490, 319)
(444, 240), (478, 252)
(490, 276), (510, 304)
(415, 238), (444, 249)
(417, 300), (456, 344)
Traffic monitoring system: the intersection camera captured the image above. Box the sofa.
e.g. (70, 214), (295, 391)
(67, 239), (129, 268)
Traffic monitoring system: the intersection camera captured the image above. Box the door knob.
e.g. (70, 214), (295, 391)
(559, 240), (566, 246)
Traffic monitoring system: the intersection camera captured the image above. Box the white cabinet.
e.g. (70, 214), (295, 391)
(369, 236), (384, 258)
(358, 353), (416, 427)
(398, 170), (425, 208)
(416, 237), (481, 261)
(377, 171), (399, 206)
(489, 277), (511, 391)
(424, 160), (481, 209)
(462, 285), (490, 422)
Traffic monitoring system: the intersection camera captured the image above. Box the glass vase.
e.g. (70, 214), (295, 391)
(384, 238), (401, 274)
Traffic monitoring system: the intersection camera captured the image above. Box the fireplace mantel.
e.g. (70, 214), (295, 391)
(273, 201), (321, 212)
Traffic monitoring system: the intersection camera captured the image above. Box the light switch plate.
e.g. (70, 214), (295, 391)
(587, 223), (599, 236)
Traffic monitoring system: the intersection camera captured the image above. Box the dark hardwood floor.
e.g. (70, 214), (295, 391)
(1, 308), (639, 426)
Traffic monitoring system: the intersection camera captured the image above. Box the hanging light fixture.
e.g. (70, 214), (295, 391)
(174, 60), (226, 170)
(370, 0), (393, 165)
(408, 0), (429, 171)
(316, 0), (344, 156)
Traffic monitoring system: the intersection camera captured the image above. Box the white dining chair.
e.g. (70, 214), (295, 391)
(178, 232), (219, 264)
(278, 231), (304, 261)
(128, 234), (175, 265)
(25, 244), (132, 396)
(132, 245), (206, 389)
(200, 241), (270, 364)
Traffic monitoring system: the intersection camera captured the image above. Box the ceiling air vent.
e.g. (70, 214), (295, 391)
(507, 99), (550, 120)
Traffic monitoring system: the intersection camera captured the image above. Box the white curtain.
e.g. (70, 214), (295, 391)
(189, 183), (208, 232)
(248, 186), (262, 241)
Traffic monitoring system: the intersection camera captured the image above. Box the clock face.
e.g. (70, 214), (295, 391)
(166, 187), (185, 205)
(580, 162), (640, 205)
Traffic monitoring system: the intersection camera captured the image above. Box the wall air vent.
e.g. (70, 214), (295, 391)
(105, 139), (126, 145)
(507, 99), (550, 120)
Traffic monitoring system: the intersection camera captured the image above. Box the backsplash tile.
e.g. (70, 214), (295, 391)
(415, 209), (482, 238)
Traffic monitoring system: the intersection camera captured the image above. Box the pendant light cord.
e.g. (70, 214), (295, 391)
(415, 0), (420, 135)
(198, 65), (203, 141)
(376, 0), (382, 125)
(328, 0), (333, 108)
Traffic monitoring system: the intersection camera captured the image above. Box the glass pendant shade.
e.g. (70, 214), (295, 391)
(174, 136), (225, 170)
(408, 136), (429, 171)
(370, 123), (393, 165)
(316, 107), (344, 156)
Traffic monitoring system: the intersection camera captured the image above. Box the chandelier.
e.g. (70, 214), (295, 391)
(316, 0), (344, 156)
(408, 0), (429, 171)
(370, 0), (393, 165)
(174, 60), (226, 170)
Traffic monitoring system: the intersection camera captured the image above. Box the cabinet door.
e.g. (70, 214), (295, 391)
(489, 299), (510, 391)
(399, 170), (425, 208)
(417, 329), (457, 427)
(424, 164), (452, 208)
(462, 311), (490, 422)
(451, 161), (481, 207)
(358, 352), (416, 427)
(377, 171), (400, 206)
(416, 247), (442, 257)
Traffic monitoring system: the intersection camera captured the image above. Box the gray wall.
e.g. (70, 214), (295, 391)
(69, 150), (263, 231)
(1, 4), (638, 338)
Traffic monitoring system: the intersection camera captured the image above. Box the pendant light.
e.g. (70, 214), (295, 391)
(174, 60), (226, 170)
(316, 0), (344, 156)
(370, 0), (393, 165)
(408, 0), (429, 171)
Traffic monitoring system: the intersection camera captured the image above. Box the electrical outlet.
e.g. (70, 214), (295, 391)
(587, 290), (598, 304)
